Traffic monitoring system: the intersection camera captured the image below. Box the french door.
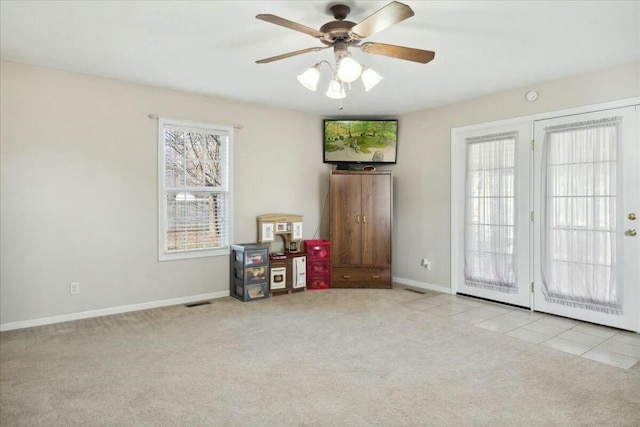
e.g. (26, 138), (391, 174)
(454, 122), (532, 308)
(533, 106), (639, 331)
(452, 102), (639, 331)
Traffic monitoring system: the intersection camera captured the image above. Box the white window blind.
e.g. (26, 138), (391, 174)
(541, 117), (621, 314)
(464, 132), (518, 293)
(159, 119), (232, 260)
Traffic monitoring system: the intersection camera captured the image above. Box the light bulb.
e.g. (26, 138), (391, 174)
(361, 67), (383, 91)
(297, 64), (321, 91)
(325, 79), (346, 99)
(337, 57), (362, 83)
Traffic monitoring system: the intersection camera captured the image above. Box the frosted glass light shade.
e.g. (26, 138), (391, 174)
(361, 67), (383, 91)
(325, 79), (346, 99)
(337, 57), (362, 83)
(297, 65), (321, 91)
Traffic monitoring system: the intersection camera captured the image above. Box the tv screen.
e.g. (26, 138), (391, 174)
(323, 119), (398, 165)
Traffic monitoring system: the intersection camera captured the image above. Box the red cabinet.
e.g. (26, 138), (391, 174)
(304, 239), (330, 290)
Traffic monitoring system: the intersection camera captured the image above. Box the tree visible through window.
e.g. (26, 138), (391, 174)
(159, 119), (232, 260)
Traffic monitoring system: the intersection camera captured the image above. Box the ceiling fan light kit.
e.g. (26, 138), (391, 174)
(256, 1), (435, 107)
(361, 67), (384, 92)
(296, 64), (322, 91)
(326, 79), (347, 99)
(336, 56), (362, 83)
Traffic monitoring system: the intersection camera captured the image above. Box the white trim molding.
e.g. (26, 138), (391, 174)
(0, 291), (230, 332)
(393, 277), (453, 294)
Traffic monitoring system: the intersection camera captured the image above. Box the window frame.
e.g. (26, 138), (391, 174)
(157, 117), (233, 261)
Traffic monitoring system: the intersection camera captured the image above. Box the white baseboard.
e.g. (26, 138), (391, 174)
(393, 277), (453, 295)
(1, 280), (450, 331)
(0, 290), (230, 332)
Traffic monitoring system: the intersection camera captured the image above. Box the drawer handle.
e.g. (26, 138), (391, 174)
(343, 275), (352, 279)
(372, 275), (380, 279)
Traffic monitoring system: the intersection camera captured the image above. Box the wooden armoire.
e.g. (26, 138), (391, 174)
(330, 170), (392, 288)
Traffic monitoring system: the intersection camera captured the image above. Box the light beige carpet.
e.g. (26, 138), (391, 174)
(1, 287), (639, 426)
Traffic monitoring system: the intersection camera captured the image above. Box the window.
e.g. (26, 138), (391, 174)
(158, 118), (233, 260)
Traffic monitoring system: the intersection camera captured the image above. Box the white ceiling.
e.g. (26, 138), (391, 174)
(1, 1), (638, 116)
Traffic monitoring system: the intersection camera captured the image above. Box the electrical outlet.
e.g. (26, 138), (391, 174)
(421, 258), (431, 271)
(70, 282), (80, 295)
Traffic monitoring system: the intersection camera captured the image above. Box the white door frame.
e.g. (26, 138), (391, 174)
(451, 97), (639, 326)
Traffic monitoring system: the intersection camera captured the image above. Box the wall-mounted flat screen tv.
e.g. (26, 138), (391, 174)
(323, 119), (398, 166)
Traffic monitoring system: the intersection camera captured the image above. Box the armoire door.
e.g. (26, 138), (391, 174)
(453, 122), (532, 308)
(533, 106), (639, 331)
(330, 172), (363, 265)
(361, 173), (392, 267)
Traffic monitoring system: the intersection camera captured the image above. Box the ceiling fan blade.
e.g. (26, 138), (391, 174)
(360, 42), (435, 64)
(255, 46), (329, 64)
(349, 1), (414, 40)
(256, 14), (325, 39)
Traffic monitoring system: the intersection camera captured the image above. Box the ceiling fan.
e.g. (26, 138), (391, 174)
(255, 1), (435, 66)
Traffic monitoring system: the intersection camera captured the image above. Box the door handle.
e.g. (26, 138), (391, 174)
(625, 228), (637, 237)
(362, 215), (367, 224)
(356, 215), (360, 224)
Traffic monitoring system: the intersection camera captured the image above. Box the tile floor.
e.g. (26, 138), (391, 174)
(403, 290), (640, 370)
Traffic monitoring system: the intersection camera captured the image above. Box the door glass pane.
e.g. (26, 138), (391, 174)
(541, 118), (622, 314)
(464, 132), (517, 293)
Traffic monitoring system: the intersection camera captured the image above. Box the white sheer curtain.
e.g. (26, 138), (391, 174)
(541, 117), (622, 314)
(464, 132), (517, 293)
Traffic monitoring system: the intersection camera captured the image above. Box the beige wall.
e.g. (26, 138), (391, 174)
(0, 61), (328, 325)
(395, 62), (639, 290)
(1, 60), (638, 326)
